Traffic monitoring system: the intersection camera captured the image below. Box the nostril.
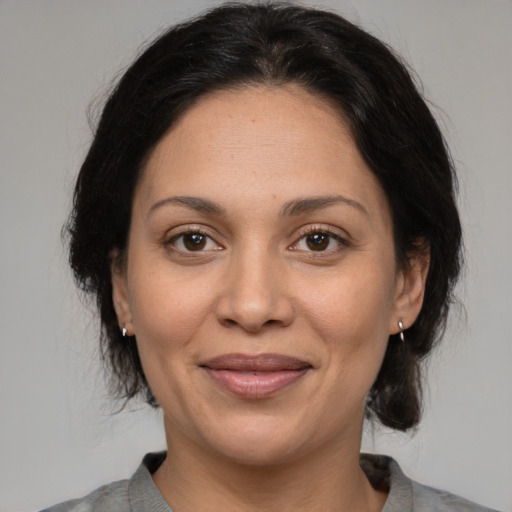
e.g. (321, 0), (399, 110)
(220, 317), (283, 332)
(214, 288), (294, 332)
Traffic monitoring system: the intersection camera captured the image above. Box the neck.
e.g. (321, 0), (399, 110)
(152, 419), (387, 512)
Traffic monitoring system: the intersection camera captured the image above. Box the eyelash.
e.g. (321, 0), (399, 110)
(291, 226), (349, 255)
(165, 227), (223, 255)
(164, 225), (349, 256)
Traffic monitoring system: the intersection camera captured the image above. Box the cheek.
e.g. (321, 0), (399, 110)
(127, 260), (214, 356)
(300, 267), (396, 344)
(297, 264), (395, 391)
(126, 265), (217, 410)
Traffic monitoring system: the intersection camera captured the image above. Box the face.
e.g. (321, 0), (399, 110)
(113, 85), (426, 465)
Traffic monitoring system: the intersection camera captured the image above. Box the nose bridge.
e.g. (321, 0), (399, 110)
(216, 241), (293, 332)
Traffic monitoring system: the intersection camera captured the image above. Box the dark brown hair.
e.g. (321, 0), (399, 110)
(67, 1), (462, 430)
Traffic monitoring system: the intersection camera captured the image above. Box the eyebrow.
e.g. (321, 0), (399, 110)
(148, 196), (226, 217)
(147, 194), (367, 219)
(280, 195), (368, 217)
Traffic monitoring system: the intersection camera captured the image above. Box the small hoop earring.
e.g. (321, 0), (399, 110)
(398, 320), (405, 342)
(122, 324), (128, 337)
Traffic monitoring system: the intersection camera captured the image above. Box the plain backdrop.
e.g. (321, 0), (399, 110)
(1, 1), (511, 511)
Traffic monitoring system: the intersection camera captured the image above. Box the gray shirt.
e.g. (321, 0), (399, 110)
(40, 452), (500, 512)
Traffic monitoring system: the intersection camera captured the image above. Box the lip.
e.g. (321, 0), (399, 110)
(200, 353), (312, 399)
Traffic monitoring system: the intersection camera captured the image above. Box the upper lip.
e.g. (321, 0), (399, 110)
(200, 353), (312, 372)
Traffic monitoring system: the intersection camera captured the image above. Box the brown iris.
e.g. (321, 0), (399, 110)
(306, 233), (330, 251)
(183, 233), (207, 251)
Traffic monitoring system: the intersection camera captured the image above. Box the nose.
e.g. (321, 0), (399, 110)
(214, 247), (294, 333)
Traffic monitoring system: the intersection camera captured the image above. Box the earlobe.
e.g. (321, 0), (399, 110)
(390, 246), (430, 335)
(110, 250), (133, 334)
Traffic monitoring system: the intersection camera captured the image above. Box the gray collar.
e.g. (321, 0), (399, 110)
(128, 452), (412, 512)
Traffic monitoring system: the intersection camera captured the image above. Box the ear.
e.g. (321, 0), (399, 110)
(110, 250), (134, 336)
(389, 244), (430, 335)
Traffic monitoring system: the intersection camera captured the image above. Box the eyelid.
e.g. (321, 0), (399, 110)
(289, 224), (350, 253)
(162, 223), (349, 256)
(164, 225), (224, 254)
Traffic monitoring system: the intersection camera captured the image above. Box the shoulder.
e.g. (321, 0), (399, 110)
(39, 479), (130, 512)
(360, 453), (501, 512)
(410, 480), (501, 512)
(39, 452), (169, 512)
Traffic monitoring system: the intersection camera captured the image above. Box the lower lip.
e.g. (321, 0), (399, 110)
(203, 368), (309, 399)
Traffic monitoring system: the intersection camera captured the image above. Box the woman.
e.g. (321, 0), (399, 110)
(42, 2), (497, 511)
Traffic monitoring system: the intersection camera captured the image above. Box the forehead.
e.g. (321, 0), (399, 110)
(137, 85), (390, 221)
(145, 84), (355, 171)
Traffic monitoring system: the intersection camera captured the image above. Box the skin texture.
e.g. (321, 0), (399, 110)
(112, 85), (428, 512)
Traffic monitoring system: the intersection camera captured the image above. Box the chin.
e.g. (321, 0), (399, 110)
(198, 414), (323, 467)
(211, 437), (302, 467)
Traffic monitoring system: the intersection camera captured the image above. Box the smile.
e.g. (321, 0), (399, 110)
(200, 353), (312, 399)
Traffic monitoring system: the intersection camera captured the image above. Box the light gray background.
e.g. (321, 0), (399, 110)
(1, 1), (511, 511)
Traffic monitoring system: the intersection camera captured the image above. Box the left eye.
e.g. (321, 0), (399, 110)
(170, 232), (220, 252)
(294, 232), (343, 252)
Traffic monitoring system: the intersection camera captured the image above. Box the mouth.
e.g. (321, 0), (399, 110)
(199, 353), (313, 399)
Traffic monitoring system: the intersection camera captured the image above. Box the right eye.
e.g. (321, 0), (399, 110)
(168, 231), (222, 252)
